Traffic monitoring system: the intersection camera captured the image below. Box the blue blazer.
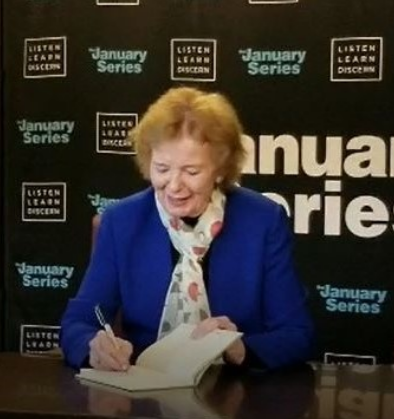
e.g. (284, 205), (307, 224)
(60, 187), (314, 369)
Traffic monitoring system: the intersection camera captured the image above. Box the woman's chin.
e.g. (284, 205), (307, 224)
(168, 208), (191, 218)
(166, 204), (200, 218)
(164, 200), (193, 218)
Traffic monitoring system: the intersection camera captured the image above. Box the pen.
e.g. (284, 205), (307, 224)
(94, 304), (119, 350)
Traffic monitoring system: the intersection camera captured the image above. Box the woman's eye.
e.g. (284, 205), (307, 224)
(156, 166), (169, 173)
(186, 169), (199, 176)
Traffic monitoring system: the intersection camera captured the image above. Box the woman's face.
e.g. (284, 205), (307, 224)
(150, 135), (219, 218)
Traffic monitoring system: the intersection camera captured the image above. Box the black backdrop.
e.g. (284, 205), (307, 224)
(2, 0), (394, 363)
(0, 0), (3, 351)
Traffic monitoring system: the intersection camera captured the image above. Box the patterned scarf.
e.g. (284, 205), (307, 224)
(155, 189), (226, 339)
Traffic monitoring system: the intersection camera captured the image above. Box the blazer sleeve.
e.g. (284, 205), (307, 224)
(243, 205), (315, 369)
(60, 209), (121, 369)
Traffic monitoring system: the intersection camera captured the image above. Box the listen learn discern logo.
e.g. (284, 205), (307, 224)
(20, 325), (60, 354)
(171, 39), (217, 82)
(330, 37), (383, 82)
(22, 182), (67, 222)
(24, 37), (67, 79)
(248, 0), (299, 4)
(96, 0), (140, 5)
(96, 113), (138, 154)
(324, 352), (376, 366)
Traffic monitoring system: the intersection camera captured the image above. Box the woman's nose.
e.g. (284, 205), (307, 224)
(167, 173), (183, 191)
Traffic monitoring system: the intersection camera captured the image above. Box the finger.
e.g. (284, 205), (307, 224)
(198, 316), (237, 334)
(224, 339), (246, 365)
(191, 316), (239, 339)
(113, 338), (133, 371)
(92, 348), (124, 371)
(191, 318), (218, 339)
(89, 351), (101, 370)
(119, 338), (133, 358)
(89, 344), (116, 371)
(90, 333), (130, 371)
(214, 316), (237, 331)
(93, 332), (118, 358)
(100, 338), (132, 371)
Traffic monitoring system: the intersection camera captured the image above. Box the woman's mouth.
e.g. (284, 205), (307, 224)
(167, 195), (190, 206)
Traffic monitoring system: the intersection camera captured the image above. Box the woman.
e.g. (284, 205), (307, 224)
(60, 86), (314, 371)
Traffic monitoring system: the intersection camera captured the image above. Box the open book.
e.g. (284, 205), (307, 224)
(77, 323), (242, 392)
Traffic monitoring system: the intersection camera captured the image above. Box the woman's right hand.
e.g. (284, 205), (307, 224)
(192, 316), (246, 365)
(88, 331), (133, 371)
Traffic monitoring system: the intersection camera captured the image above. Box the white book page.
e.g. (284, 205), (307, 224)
(136, 324), (196, 372)
(77, 365), (190, 391)
(164, 329), (241, 382)
(137, 324), (241, 383)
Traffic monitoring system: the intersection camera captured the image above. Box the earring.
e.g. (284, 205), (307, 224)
(216, 176), (223, 184)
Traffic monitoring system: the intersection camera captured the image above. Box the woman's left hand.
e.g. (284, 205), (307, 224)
(191, 316), (246, 365)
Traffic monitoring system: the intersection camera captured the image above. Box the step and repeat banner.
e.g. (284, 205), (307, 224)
(0, 2), (3, 350)
(3, 0), (394, 363)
